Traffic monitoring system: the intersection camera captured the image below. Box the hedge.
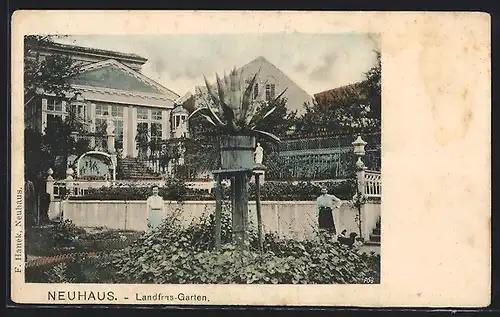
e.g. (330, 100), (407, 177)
(69, 179), (356, 201)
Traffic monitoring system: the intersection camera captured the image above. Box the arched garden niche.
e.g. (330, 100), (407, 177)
(75, 151), (116, 181)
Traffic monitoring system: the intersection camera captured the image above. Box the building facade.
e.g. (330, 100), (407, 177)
(24, 42), (187, 158)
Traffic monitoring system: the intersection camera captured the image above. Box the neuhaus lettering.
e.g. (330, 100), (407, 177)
(15, 188), (23, 227)
(48, 291), (116, 301)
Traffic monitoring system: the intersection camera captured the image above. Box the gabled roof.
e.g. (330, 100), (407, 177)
(70, 59), (180, 100)
(238, 56), (313, 98)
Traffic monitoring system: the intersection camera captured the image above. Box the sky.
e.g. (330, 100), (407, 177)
(55, 33), (380, 97)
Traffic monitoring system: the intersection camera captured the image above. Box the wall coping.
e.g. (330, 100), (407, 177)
(66, 199), (381, 205)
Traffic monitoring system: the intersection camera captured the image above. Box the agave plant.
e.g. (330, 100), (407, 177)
(188, 68), (287, 143)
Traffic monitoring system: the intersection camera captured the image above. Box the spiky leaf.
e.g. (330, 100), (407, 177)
(241, 71), (260, 120)
(253, 129), (281, 143)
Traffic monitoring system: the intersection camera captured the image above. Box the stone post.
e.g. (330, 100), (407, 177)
(352, 135), (368, 240)
(46, 168), (54, 201)
(65, 167), (74, 197)
(107, 133), (116, 154)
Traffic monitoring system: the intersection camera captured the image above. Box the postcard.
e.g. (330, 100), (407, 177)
(10, 10), (491, 307)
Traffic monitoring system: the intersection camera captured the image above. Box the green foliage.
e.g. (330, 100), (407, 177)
(253, 98), (297, 138)
(135, 123), (150, 159)
(45, 262), (76, 283)
(69, 179), (355, 201)
(26, 220), (140, 256)
(24, 35), (82, 97)
(189, 69), (287, 143)
(26, 253), (120, 284)
(295, 51), (381, 134)
(106, 211), (379, 284)
(26, 207), (379, 284)
(51, 220), (87, 248)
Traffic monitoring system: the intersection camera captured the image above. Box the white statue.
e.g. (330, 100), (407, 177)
(254, 142), (264, 165)
(106, 116), (115, 135)
(178, 142), (186, 166)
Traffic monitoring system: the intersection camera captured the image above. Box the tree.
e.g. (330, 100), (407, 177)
(359, 50), (381, 127)
(24, 36), (87, 179)
(253, 97), (297, 138)
(24, 35), (81, 101)
(295, 50), (381, 134)
(135, 123), (150, 160)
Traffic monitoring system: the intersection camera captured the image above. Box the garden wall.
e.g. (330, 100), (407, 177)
(51, 200), (381, 240)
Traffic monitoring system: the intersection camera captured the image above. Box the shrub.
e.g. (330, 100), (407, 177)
(26, 220), (141, 256)
(26, 253), (119, 284)
(51, 220), (87, 247)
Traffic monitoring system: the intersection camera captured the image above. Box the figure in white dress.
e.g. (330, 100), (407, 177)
(254, 143), (264, 165)
(147, 186), (164, 231)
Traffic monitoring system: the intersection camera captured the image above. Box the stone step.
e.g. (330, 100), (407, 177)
(119, 157), (161, 180)
(364, 240), (381, 246)
(369, 234), (381, 243)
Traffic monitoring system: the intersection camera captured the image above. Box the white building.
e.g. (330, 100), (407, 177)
(24, 41), (189, 158)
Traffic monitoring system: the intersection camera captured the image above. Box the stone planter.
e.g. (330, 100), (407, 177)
(219, 135), (256, 170)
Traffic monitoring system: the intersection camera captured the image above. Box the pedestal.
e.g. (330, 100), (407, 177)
(107, 134), (115, 154)
(212, 168), (253, 250)
(232, 172), (250, 249)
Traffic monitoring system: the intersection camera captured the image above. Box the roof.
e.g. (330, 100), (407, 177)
(313, 82), (365, 105)
(28, 41), (148, 64)
(172, 105), (189, 115)
(71, 59), (180, 100)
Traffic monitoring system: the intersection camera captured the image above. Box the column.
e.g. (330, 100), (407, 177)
(162, 109), (169, 140)
(61, 100), (67, 121)
(128, 105), (137, 157)
(122, 105), (129, 156)
(41, 98), (47, 133)
(90, 103), (96, 132)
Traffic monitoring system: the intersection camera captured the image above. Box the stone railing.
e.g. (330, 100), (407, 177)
(364, 170), (381, 198)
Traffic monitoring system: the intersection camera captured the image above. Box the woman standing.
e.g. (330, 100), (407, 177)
(316, 187), (342, 235)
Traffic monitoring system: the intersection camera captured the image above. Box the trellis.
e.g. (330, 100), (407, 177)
(266, 132), (381, 181)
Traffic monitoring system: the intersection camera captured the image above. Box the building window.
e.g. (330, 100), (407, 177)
(137, 108), (149, 120)
(111, 105), (123, 118)
(253, 83), (259, 99)
(152, 109), (162, 121)
(95, 118), (107, 134)
(151, 122), (162, 142)
(95, 104), (106, 116)
(46, 114), (63, 130)
(47, 98), (63, 112)
(265, 84), (276, 101)
(114, 119), (123, 149)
